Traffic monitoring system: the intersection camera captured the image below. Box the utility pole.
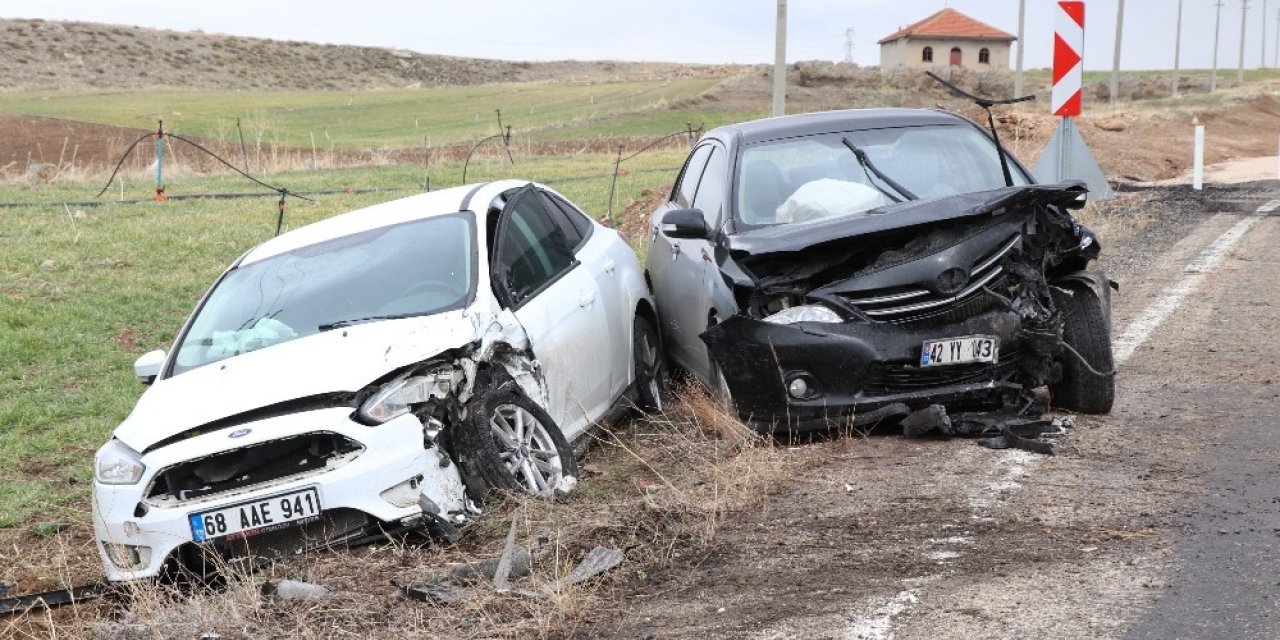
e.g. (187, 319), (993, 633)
(844, 27), (855, 63)
(1174, 0), (1184, 97)
(772, 0), (787, 117)
(1264, 0), (1269, 67)
(1275, 7), (1279, 66)
(1110, 0), (1125, 109)
(1240, 0), (1250, 83)
(1212, 0), (1224, 92)
(1015, 0), (1026, 98)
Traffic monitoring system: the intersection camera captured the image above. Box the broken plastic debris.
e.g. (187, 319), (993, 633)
(261, 579), (333, 600)
(447, 546), (532, 582)
(545, 546), (625, 593)
(555, 474), (578, 496)
(900, 405), (951, 437)
(395, 580), (473, 604)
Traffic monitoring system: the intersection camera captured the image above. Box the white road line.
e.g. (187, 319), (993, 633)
(1113, 211), (1265, 365)
(841, 203), (1270, 640)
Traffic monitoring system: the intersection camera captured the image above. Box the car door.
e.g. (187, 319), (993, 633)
(541, 190), (631, 400)
(491, 185), (612, 441)
(647, 143), (714, 372)
(685, 143), (734, 381)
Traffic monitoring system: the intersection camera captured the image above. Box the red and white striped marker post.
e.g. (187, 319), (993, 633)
(1035, 1), (1112, 198)
(1052, 1), (1085, 117)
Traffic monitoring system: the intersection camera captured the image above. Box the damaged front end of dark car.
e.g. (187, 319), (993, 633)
(703, 182), (1116, 434)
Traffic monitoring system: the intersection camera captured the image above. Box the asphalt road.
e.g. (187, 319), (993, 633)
(584, 185), (1280, 639)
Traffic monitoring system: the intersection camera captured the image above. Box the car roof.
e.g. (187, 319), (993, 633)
(239, 180), (530, 265)
(708, 108), (972, 145)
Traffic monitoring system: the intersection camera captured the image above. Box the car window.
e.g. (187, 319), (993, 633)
(693, 146), (728, 228)
(673, 144), (714, 207)
(542, 192), (593, 251)
(495, 189), (576, 306)
(735, 124), (1029, 227)
(172, 214), (476, 376)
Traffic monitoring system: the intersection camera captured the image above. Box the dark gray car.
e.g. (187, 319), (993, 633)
(644, 108), (1114, 434)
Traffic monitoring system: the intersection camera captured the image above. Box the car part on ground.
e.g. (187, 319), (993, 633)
(91, 180), (658, 583)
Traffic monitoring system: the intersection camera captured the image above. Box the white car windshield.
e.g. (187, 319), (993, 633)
(172, 213), (476, 375)
(735, 124), (1029, 227)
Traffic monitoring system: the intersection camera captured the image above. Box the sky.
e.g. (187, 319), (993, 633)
(3, 1), (1276, 72)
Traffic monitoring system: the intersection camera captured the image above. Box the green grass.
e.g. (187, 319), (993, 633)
(0, 78), (721, 149)
(0, 151), (683, 530)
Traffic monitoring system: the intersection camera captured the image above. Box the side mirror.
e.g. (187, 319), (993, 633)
(134, 350), (166, 385)
(660, 208), (709, 240)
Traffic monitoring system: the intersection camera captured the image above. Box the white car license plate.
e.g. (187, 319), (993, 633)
(189, 487), (322, 543)
(920, 335), (999, 367)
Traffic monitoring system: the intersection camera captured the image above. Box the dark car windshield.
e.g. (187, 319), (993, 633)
(735, 124), (1029, 227)
(172, 213), (475, 376)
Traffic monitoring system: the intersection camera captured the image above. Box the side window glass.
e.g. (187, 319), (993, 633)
(673, 145), (713, 207)
(539, 192), (585, 250)
(548, 194), (594, 242)
(692, 146), (728, 228)
(496, 190), (576, 306)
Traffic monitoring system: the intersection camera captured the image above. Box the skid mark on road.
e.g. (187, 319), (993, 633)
(840, 204), (1273, 640)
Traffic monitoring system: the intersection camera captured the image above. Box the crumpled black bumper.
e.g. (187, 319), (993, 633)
(702, 307), (1029, 434)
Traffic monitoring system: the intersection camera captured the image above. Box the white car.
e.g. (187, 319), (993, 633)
(92, 180), (662, 582)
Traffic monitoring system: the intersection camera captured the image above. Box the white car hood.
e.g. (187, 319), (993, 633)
(115, 309), (483, 452)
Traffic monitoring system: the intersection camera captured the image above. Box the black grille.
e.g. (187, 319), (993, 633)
(147, 432), (363, 503)
(213, 508), (370, 561)
(863, 350), (1022, 395)
(841, 234), (1018, 323)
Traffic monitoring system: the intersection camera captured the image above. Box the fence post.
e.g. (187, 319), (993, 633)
(236, 117), (249, 172)
(607, 143), (625, 227)
(155, 120), (167, 201)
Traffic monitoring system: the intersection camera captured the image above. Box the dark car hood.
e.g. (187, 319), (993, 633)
(725, 182), (1087, 258)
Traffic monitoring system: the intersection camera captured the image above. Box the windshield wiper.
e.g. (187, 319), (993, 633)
(318, 313), (420, 331)
(924, 71), (1036, 188)
(840, 137), (917, 203)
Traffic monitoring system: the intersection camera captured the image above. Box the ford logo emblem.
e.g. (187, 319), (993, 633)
(228, 428), (252, 439)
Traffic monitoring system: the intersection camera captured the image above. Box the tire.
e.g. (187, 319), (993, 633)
(454, 388), (578, 503)
(1051, 284), (1116, 413)
(708, 359), (736, 411)
(633, 315), (664, 413)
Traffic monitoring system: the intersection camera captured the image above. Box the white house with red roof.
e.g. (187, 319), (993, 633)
(878, 8), (1016, 72)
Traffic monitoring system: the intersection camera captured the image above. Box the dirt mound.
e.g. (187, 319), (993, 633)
(0, 19), (734, 91)
(617, 183), (672, 245)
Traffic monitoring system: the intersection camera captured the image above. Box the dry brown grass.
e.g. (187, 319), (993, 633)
(7, 388), (795, 638)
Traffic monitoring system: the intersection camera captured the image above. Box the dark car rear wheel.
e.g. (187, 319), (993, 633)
(633, 315), (664, 413)
(1051, 284), (1115, 413)
(455, 388), (578, 503)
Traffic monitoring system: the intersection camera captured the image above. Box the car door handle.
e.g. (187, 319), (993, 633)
(578, 289), (596, 308)
(603, 259), (616, 275)
(672, 243), (682, 260)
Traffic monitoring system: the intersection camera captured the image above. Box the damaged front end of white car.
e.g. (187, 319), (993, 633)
(92, 198), (581, 583)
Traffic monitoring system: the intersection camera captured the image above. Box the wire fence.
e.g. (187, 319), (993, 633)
(0, 115), (703, 220)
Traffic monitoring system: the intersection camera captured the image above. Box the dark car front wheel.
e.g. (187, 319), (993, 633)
(1051, 284), (1115, 413)
(455, 388), (578, 503)
(633, 315), (665, 413)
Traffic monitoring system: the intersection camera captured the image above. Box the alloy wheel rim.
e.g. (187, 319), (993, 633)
(488, 404), (564, 497)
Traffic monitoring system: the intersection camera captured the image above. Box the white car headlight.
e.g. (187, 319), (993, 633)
(359, 369), (459, 424)
(95, 439), (145, 485)
(762, 304), (843, 325)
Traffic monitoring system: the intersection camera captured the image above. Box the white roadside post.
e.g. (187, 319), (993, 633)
(1193, 124), (1206, 191)
(1275, 134), (1279, 179)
